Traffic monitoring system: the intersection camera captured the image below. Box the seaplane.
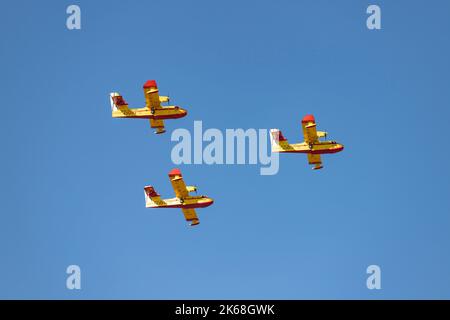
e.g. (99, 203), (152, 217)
(144, 169), (214, 226)
(110, 80), (187, 134)
(270, 115), (344, 170)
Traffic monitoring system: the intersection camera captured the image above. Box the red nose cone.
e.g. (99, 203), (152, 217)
(302, 114), (315, 123)
(168, 168), (182, 177)
(143, 80), (157, 88)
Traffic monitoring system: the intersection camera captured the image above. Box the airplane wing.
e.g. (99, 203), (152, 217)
(168, 169), (189, 199)
(302, 115), (319, 145)
(303, 123), (319, 144)
(181, 208), (200, 226)
(307, 153), (323, 170)
(149, 119), (166, 134)
(143, 80), (162, 110)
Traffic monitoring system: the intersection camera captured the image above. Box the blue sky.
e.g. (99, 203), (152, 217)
(1, 0), (450, 299)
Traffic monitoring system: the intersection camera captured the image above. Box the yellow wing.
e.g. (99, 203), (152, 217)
(307, 153), (323, 170)
(168, 169), (189, 199)
(302, 123), (319, 144)
(301, 115), (319, 144)
(149, 119), (166, 134)
(143, 80), (162, 110)
(182, 208), (200, 226)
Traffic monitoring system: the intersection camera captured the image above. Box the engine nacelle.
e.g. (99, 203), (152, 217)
(186, 186), (197, 193)
(159, 96), (170, 103)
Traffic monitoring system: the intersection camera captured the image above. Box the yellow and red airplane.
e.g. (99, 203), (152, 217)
(110, 80), (187, 134)
(270, 115), (344, 170)
(144, 169), (214, 226)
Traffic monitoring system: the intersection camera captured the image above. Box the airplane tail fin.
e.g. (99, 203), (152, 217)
(144, 186), (163, 207)
(270, 129), (290, 151)
(110, 92), (129, 111)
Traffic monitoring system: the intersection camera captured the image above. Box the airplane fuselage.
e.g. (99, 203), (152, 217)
(146, 195), (214, 209)
(273, 141), (344, 154)
(112, 106), (187, 120)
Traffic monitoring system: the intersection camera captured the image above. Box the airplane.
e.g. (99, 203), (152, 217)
(110, 80), (187, 134)
(270, 115), (344, 170)
(144, 168), (214, 226)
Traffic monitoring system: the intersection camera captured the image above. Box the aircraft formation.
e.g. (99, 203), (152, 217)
(110, 80), (344, 226)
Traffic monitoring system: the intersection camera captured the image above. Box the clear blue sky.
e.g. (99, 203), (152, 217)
(1, 0), (450, 299)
